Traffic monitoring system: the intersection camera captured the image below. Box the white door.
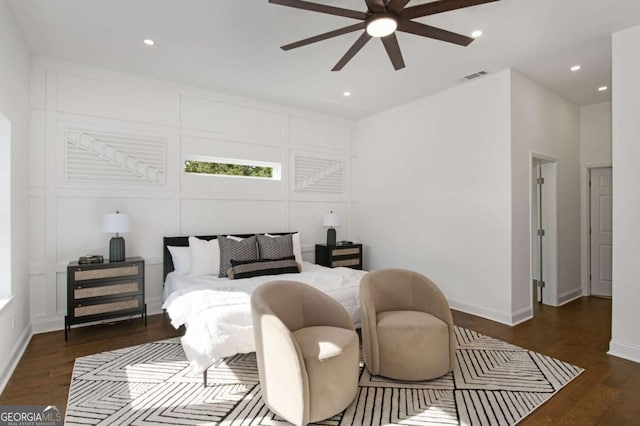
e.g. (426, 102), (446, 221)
(590, 167), (612, 297)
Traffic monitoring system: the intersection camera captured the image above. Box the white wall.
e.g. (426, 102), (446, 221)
(510, 71), (582, 315)
(0, 0), (32, 393)
(580, 102), (612, 166)
(610, 24), (640, 363)
(29, 58), (356, 333)
(579, 101), (612, 295)
(354, 70), (514, 324)
(355, 70), (582, 325)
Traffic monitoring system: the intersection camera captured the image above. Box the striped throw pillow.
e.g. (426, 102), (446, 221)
(228, 256), (300, 280)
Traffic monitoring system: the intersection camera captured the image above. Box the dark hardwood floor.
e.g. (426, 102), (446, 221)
(454, 297), (640, 425)
(0, 314), (182, 408)
(1, 297), (639, 424)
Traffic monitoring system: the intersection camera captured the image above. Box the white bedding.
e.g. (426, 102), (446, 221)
(162, 262), (366, 374)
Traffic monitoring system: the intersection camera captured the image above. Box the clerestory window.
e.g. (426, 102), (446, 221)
(184, 155), (281, 181)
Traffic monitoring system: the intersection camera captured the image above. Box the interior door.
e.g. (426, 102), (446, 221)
(590, 167), (612, 297)
(531, 161), (540, 304)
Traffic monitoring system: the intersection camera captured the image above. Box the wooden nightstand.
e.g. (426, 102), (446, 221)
(65, 256), (146, 340)
(315, 243), (363, 270)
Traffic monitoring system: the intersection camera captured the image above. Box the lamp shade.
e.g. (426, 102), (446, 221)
(103, 212), (131, 234)
(322, 210), (341, 228)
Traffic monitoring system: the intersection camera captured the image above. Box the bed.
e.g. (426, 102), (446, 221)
(161, 233), (366, 383)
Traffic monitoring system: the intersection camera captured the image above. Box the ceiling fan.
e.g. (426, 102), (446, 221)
(269, 0), (500, 71)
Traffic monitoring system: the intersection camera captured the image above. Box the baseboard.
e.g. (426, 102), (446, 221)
(511, 306), (533, 325)
(31, 314), (65, 334)
(31, 299), (165, 334)
(608, 340), (640, 364)
(0, 324), (32, 395)
(449, 300), (528, 326)
(558, 288), (583, 306)
(147, 299), (163, 316)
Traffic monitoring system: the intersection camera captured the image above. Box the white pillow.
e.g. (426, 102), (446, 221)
(189, 236), (220, 276)
(226, 235), (244, 242)
(265, 232), (303, 264)
(167, 246), (191, 275)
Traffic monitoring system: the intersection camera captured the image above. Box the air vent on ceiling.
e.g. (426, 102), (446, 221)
(462, 70), (489, 81)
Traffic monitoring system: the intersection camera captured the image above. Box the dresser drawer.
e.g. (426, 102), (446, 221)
(332, 258), (361, 267)
(331, 247), (360, 257)
(74, 279), (142, 300)
(73, 295), (144, 318)
(73, 264), (140, 281)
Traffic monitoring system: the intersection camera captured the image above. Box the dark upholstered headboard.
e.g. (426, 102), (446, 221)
(163, 232), (294, 281)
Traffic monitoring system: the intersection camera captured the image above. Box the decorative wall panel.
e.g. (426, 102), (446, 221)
(65, 128), (166, 184)
(294, 154), (345, 193)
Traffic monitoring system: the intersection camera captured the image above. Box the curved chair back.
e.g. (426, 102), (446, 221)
(253, 280), (355, 332)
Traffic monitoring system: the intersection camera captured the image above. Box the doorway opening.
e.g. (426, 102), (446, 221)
(588, 167), (612, 297)
(531, 155), (558, 308)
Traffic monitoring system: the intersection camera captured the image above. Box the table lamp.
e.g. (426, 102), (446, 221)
(322, 210), (341, 246)
(103, 211), (130, 262)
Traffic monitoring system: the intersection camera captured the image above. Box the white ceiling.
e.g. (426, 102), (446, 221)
(8, 0), (640, 119)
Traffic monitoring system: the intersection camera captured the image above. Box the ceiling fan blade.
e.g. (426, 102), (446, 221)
(281, 23), (366, 50)
(381, 33), (405, 70)
(269, 0), (368, 20)
(401, 0), (499, 19)
(332, 32), (372, 71)
(398, 21), (474, 46)
(365, 0), (386, 13)
(385, 0), (411, 14)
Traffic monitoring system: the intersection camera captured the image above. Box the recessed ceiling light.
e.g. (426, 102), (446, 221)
(598, 86), (608, 92)
(471, 30), (483, 38)
(143, 39), (155, 46)
(570, 65), (581, 72)
(343, 91), (351, 97)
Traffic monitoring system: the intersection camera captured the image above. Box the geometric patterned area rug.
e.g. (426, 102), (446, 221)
(65, 327), (583, 425)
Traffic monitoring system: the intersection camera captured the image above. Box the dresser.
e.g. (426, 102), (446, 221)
(65, 257), (146, 340)
(315, 243), (363, 270)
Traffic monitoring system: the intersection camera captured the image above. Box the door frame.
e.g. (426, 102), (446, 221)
(582, 163), (613, 296)
(529, 152), (558, 311)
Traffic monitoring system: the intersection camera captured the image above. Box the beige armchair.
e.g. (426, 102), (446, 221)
(251, 280), (359, 426)
(360, 268), (455, 381)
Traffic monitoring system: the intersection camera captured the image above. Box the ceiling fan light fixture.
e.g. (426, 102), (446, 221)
(366, 15), (397, 38)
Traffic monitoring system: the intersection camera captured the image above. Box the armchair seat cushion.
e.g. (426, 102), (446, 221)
(292, 326), (359, 423)
(377, 310), (450, 381)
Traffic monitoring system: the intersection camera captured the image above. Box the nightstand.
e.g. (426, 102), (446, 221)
(315, 243), (363, 270)
(65, 256), (146, 340)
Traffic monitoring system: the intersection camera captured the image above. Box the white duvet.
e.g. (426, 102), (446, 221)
(162, 262), (366, 374)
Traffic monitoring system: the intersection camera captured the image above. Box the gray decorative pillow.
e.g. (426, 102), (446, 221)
(257, 233), (294, 260)
(217, 235), (258, 277)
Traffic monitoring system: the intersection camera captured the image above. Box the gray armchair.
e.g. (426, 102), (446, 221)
(251, 280), (359, 426)
(360, 268), (455, 381)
